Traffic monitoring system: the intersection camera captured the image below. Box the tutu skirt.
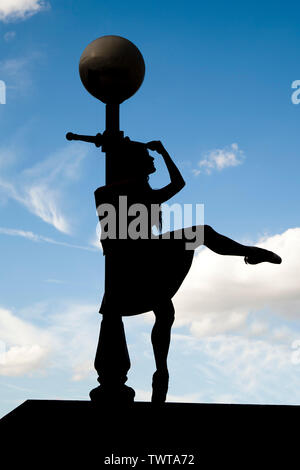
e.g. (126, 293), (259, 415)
(99, 234), (194, 316)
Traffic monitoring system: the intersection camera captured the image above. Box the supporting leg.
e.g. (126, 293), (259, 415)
(90, 314), (135, 404)
(151, 299), (175, 403)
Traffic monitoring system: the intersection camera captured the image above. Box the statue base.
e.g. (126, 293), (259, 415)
(1, 400), (298, 466)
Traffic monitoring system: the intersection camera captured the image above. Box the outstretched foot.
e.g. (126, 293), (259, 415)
(151, 370), (169, 405)
(244, 247), (282, 265)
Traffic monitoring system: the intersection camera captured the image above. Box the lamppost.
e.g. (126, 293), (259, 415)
(66, 35), (145, 403)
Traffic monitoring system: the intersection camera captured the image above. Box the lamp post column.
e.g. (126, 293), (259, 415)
(67, 35), (145, 403)
(92, 103), (134, 403)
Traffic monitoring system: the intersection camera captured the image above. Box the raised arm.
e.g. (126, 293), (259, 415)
(146, 141), (185, 203)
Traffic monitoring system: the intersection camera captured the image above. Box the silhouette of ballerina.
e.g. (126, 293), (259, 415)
(91, 138), (282, 404)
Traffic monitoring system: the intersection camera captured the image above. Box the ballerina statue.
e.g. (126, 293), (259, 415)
(90, 137), (282, 404)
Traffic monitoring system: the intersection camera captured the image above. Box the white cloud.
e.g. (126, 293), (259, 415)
(0, 345), (48, 375)
(0, 0), (49, 22)
(193, 143), (245, 175)
(173, 227), (300, 338)
(0, 307), (53, 376)
(0, 302), (99, 378)
(0, 142), (90, 233)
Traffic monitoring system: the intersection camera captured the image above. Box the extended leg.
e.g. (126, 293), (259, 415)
(203, 225), (281, 263)
(151, 299), (175, 403)
(169, 225), (250, 254)
(203, 225), (251, 256)
(180, 225), (281, 263)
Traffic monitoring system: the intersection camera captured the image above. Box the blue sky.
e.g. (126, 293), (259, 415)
(0, 0), (300, 418)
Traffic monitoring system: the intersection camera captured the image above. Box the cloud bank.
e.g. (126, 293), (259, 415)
(0, 302), (98, 378)
(173, 227), (300, 338)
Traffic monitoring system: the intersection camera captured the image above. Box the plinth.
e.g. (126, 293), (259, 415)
(1, 400), (298, 466)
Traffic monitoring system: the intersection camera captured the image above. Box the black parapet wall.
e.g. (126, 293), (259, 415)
(0, 400), (299, 467)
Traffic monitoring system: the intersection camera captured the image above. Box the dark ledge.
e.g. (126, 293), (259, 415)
(1, 400), (299, 466)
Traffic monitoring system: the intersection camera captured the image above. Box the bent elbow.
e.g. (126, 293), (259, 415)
(179, 179), (186, 189)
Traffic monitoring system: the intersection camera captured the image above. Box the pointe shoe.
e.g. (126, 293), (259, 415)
(151, 370), (169, 404)
(244, 247), (282, 265)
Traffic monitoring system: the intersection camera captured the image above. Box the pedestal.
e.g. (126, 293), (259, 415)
(1, 400), (299, 467)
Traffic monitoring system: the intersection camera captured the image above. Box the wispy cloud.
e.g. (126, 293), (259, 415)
(0, 142), (91, 233)
(0, 227), (97, 251)
(0, 0), (49, 22)
(89, 222), (103, 250)
(192, 143), (245, 176)
(0, 52), (44, 97)
(3, 31), (16, 42)
(172, 331), (299, 403)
